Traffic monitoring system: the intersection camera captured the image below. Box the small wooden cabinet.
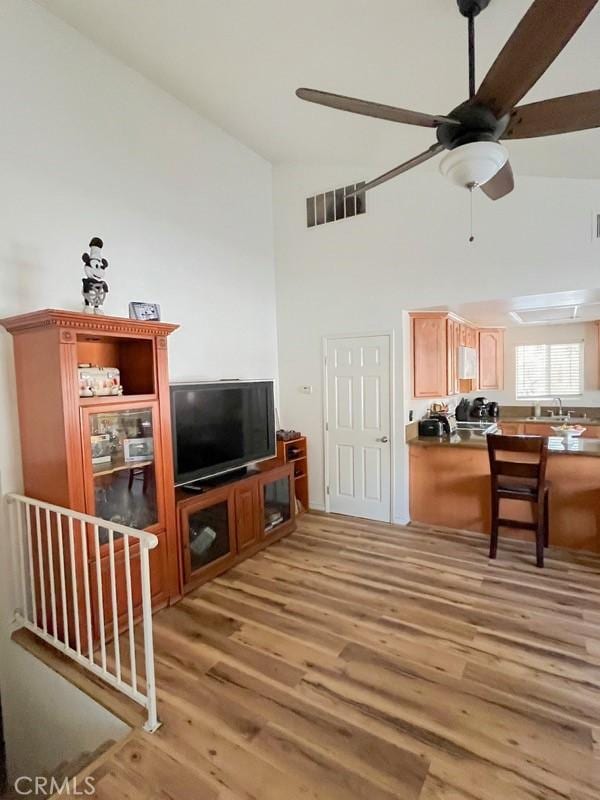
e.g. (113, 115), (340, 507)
(478, 328), (504, 391)
(269, 436), (309, 512)
(177, 462), (295, 592)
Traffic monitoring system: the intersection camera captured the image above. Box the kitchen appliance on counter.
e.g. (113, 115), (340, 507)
(455, 398), (471, 421)
(486, 401), (499, 418)
(470, 397), (488, 419)
(418, 418), (444, 437)
(429, 412), (457, 436)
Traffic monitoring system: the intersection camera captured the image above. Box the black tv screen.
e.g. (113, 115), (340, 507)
(170, 381), (275, 485)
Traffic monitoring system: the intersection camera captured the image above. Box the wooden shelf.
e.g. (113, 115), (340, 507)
(80, 393), (157, 407)
(275, 435), (309, 512)
(92, 457), (154, 478)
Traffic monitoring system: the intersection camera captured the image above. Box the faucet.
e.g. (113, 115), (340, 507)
(552, 397), (563, 417)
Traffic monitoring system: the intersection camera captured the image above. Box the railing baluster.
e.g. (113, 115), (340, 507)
(45, 508), (58, 640)
(80, 519), (93, 664)
(108, 530), (121, 683)
(93, 524), (107, 672)
(34, 505), (47, 634)
(140, 545), (158, 732)
(68, 516), (81, 656)
(25, 505), (37, 625)
(15, 502), (28, 621)
(123, 536), (137, 694)
(57, 513), (69, 647)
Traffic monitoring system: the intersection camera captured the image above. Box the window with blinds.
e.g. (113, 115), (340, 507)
(515, 342), (583, 399)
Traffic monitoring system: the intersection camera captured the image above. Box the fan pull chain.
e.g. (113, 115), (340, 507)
(469, 184), (475, 243)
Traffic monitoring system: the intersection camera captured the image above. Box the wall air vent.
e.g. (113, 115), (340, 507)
(306, 183), (366, 228)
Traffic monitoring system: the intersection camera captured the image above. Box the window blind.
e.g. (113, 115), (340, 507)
(515, 342), (583, 399)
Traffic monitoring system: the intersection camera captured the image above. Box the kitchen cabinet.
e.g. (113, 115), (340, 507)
(412, 315), (449, 398)
(447, 318), (460, 396)
(524, 422), (600, 438)
(498, 422), (524, 435)
(478, 328), (504, 391)
(411, 312), (480, 399)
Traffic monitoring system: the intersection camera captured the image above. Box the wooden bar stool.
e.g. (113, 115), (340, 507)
(487, 434), (550, 568)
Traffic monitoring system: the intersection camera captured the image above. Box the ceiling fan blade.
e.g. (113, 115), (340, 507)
(475, 0), (598, 118)
(481, 161), (514, 200)
(345, 144), (445, 196)
(503, 89), (600, 138)
(296, 88), (459, 128)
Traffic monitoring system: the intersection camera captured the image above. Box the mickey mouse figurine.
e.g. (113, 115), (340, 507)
(81, 237), (109, 314)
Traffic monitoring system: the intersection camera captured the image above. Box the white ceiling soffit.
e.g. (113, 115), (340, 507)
(509, 306), (580, 325)
(421, 289), (600, 327)
(35, 0), (600, 177)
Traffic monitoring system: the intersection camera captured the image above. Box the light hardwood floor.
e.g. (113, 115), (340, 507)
(62, 514), (600, 798)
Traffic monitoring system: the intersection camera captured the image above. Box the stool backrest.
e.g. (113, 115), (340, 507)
(487, 434), (549, 493)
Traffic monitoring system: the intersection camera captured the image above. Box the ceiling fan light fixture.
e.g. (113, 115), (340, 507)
(438, 141), (509, 189)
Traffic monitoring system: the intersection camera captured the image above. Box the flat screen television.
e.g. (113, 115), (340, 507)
(170, 380), (275, 486)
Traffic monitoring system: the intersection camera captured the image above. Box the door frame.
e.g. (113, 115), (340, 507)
(322, 331), (395, 522)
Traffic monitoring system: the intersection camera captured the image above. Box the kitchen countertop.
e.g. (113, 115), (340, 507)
(497, 416), (600, 425)
(409, 430), (600, 456)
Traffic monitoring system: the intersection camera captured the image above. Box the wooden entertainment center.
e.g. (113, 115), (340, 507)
(2, 309), (300, 639)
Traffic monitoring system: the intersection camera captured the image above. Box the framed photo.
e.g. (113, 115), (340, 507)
(123, 437), (154, 462)
(129, 302), (161, 321)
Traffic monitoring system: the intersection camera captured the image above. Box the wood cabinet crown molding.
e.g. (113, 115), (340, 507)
(0, 308), (179, 337)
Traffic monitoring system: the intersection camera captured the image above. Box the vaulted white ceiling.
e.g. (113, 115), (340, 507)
(36, 0), (600, 177)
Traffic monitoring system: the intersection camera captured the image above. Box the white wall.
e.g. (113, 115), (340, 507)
(493, 322), (600, 408)
(0, 0), (278, 779)
(273, 164), (600, 522)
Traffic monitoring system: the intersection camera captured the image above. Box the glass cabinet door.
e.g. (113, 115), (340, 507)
(186, 501), (232, 574)
(87, 406), (159, 541)
(262, 475), (292, 535)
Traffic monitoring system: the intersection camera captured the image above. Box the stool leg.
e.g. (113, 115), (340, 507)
(544, 490), (550, 548)
(536, 504), (544, 568)
(489, 494), (499, 560)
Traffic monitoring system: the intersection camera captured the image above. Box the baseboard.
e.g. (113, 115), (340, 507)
(394, 514), (410, 526)
(308, 501), (326, 512)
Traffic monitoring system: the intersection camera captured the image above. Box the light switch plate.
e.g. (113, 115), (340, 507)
(300, 385), (313, 394)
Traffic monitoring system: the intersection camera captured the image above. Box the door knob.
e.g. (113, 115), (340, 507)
(376, 436), (389, 443)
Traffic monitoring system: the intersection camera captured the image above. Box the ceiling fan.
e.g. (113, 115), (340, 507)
(296, 0), (600, 202)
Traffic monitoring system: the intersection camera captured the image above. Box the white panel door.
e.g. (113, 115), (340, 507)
(325, 335), (391, 521)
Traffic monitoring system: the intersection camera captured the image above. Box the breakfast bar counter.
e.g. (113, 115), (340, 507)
(410, 430), (600, 456)
(409, 433), (600, 552)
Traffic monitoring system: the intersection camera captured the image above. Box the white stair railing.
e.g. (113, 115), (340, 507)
(5, 493), (160, 732)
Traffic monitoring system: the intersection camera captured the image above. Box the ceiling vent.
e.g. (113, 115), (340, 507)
(509, 306), (579, 325)
(306, 183), (366, 228)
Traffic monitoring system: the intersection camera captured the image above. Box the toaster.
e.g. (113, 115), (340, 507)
(418, 418), (444, 437)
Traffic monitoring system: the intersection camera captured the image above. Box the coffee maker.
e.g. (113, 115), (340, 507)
(470, 397), (488, 419)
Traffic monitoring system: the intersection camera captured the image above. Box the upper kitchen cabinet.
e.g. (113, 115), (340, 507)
(411, 312), (477, 398)
(411, 312), (503, 399)
(411, 314), (449, 398)
(478, 328), (504, 391)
